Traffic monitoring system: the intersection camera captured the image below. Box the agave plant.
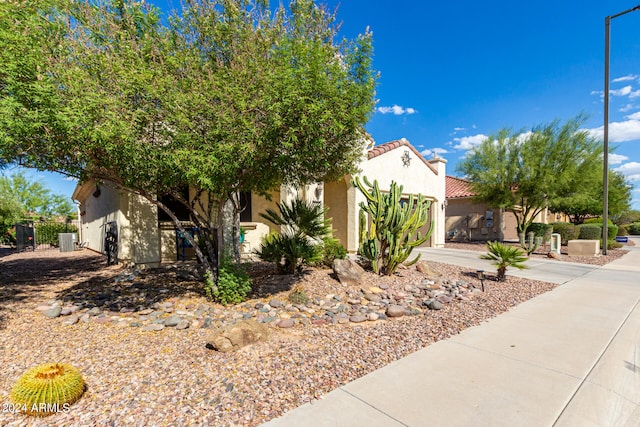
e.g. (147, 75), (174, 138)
(480, 241), (528, 281)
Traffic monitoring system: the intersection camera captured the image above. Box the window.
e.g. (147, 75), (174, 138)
(158, 187), (191, 222)
(239, 192), (252, 222)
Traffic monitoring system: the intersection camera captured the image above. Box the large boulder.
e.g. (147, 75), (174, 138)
(206, 319), (270, 352)
(332, 259), (365, 286)
(415, 261), (442, 278)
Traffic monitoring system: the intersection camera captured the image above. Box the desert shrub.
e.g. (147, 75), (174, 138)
(34, 222), (78, 246)
(526, 223), (553, 240)
(206, 257), (252, 305)
(551, 222), (579, 245)
(607, 224), (619, 239)
(319, 237), (347, 267)
(479, 241), (528, 281)
(617, 225), (628, 236)
(578, 224), (602, 240)
(629, 223), (640, 235)
(288, 284), (309, 305)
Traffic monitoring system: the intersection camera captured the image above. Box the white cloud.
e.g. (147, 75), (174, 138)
(420, 147), (449, 157)
(452, 134), (488, 150)
(591, 90), (603, 96)
(630, 90), (640, 99)
(453, 127), (466, 132)
(587, 117), (640, 143)
(609, 153), (629, 165)
(627, 112), (640, 120)
(615, 161), (640, 182)
(613, 75), (639, 83)
(611, 86), (633, 96)
(620, 104), (635, 112)
(377, 105), (417, 115)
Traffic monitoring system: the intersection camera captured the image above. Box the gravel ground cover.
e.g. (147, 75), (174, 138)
(0, 244), (615, 427)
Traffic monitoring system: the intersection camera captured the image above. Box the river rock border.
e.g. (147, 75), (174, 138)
(35, 269), (483, 332)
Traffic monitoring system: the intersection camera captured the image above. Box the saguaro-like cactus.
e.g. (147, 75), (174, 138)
(519, 231), (542, 255)
(353, 176), (433, 275)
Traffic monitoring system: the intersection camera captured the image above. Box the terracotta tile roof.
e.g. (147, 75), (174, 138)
(446, 175), (476, 198)
(367, 138), (438, 174)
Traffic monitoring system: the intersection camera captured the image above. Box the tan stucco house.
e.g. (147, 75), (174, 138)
(72, 138), (447, 265)
(445, 176), (567, 242)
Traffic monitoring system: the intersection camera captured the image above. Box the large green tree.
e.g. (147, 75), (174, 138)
(457, 116), (603, 235)
(0, 0), (376, 289)
(0, 171), (75, 219)
(550, 168), (631, 224)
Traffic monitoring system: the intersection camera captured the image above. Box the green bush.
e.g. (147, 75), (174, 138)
(319, 237), (347, 267)
(617, 225), (628, 236)
(584, 217), (614, 225)
(205, 257), (252, 305)
(1, 228), (16, 245)
(551, 222), (579, 245)
(606, 240), (623, 250)
(34, 222), (78, 245)
(526, 223), (553, 240)
(578, 224), (602, 240)
(629, 223), (640, 235)
(607, 224), (618, 239)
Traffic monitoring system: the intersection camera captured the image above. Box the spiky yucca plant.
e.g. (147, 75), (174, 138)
(11, 363), (85, 417)
(480, 241), (529, 281)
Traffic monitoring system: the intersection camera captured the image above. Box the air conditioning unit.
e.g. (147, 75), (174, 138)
(59, 233), (77, 253)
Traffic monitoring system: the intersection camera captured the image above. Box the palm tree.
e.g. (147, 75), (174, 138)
(480, 241), (528, 281)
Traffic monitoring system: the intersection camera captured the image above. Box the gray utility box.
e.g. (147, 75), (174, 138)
(58, 233), (77, 253)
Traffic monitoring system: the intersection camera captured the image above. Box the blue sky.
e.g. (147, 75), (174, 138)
(9, 0), (640, 210)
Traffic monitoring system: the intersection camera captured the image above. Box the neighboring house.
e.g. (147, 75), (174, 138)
(445, 176), (568, 242)
(73, 138), (446, 265)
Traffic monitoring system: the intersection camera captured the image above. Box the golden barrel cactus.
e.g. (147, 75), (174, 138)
(11, 363), (85, 417)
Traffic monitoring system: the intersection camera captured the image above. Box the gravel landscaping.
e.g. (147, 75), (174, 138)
(0, 245), (611, 426)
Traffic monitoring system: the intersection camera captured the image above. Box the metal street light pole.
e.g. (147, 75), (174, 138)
(603, 5), (640, 255)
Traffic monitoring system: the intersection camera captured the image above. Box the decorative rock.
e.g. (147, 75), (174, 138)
(436, 295), (453, 304)
(415, 260), (443, 277)
(36, 304), (54, 312)
(87, 307), (102, 316)
(367, 312), (379, 321)
(164, 316), (182, 327)
(547, 251), (561, 260)
(143, 324), (165, 332)
(176, 320), (190, 330)
(269, 299), (284, 308)
(428, 300), (444, 310)
(363, 292), (382, 303)
(277, 319), (295, 328)
(349, 314), (367, 323)
(332, 259), (365, 286)
(386, 305), (406, 318)
(62, 314), (79, 325)
(130, 322), (142, 328)
(206, 320), (270, 352)
(43, 306), (62, 319)
(94, 316), (112, 324)
(80, 313), (91, 323)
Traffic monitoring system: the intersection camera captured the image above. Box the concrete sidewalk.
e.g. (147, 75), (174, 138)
(263, 238), (640, 427)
